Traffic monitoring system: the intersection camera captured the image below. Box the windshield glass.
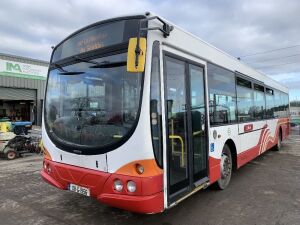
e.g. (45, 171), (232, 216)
(45, 53), (143, 148)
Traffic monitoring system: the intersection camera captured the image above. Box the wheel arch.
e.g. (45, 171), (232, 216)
(279, 126), (283, 141)
(224, 139), (237, 171)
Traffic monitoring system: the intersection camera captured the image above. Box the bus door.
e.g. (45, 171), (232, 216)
(163, 52), (208, 204)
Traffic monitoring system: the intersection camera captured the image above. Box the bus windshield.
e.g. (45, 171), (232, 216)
(45, 53), (143, 150)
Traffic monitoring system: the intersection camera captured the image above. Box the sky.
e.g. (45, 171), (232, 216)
(0, 0), (299, 100)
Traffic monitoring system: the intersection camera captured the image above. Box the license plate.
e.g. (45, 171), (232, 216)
(69, 184), (90, 196)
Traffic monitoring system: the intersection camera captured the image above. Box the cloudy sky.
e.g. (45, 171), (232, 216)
(1, 0), (299, 100)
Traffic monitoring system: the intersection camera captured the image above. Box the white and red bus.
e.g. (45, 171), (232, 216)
(41, 12), (290, 214)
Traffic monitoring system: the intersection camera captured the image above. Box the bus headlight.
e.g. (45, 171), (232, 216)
(127, 181), (136, 193)
(43, 162), (47, 170)
(47, 166), (52, 174)
(114, 179), (123, 192)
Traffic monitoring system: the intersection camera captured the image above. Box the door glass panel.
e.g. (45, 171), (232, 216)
(165, 56), (188, 194)
(189, 65), (207, 181)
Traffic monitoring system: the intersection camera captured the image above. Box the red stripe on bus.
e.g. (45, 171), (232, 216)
(237, 118), (289, 168)
(208, 156), (221, 184)
(40, 159), (164, 214)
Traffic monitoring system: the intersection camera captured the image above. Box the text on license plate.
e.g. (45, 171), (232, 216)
(69, 184), (90, 196)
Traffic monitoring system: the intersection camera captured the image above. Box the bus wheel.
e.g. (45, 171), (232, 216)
(214, 145), (232, 190)
(274, 130), (282, 151)
(6, 150), (17, 160)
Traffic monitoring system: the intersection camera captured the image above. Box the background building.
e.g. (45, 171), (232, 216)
(290, 101), (300, 125)
(0, 53), (48, 126)
(290, 107), (300, 125)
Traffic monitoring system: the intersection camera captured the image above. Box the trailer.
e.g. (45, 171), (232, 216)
(0, 132), (41, 160)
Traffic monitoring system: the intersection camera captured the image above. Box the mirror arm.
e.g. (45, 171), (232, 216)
(135, 20), (142, 68)
(134, 16), (173, 68)
(139, 16), (174, 38)
(140, 27), (170, 36)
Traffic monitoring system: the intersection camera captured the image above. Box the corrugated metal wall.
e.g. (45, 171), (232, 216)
(0, 87), (36, 100)
(0, 76), (46, 125)
(0, 53), (49, 126)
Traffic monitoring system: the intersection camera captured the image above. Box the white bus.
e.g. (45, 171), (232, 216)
(41, 12), (290, 214)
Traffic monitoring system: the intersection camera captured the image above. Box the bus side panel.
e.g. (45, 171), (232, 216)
(237, 120), (267, 168)
(266, 118), (279, 150)
(208, 124), (239, 184)
(264, 117), (289, 150)
(237, 118), (290, 168)
(280, 117), (290, 141)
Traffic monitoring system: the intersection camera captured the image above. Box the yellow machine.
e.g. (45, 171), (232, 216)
(0, 122), (10, 133)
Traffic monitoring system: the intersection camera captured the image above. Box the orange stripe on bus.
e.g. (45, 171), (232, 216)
(115, 159), (163, 177)
(40, 141), (52, 160)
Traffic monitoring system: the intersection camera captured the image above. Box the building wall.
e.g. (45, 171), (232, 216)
(0, 53), (48, 67)
(0, 53), (49, 126)
(0, 76), (46, 125)
(290, 107), (300, 124)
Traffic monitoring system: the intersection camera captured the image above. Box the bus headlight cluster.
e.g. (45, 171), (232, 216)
(43, 162), (52, 174)
(114, 179), (123, 191)
(127, 181), (136, 193)
(113, 179), (137, 193)
(43, 162), (47, 170)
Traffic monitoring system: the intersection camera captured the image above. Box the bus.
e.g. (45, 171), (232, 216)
(41, 12), (290, 214)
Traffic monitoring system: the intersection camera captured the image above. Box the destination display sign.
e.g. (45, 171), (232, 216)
(77, 33), (108, 54)
(52, 19), (141, 62)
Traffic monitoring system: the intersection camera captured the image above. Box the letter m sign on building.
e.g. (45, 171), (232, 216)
(6, 62), (22, 73)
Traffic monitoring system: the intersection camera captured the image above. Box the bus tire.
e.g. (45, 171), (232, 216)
(274, 129), (282, 151)
(213, 144), (232, 190)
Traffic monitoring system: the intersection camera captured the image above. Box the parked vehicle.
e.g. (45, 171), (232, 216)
(0, 132), (41, 160)
(12, 121), (33, 135)
(41, 12), (290, 214)
(0, 120), (32, 135)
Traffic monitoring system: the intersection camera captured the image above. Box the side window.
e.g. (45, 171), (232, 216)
(150, 41), (163, 168)
(285, 93), (289, 117)
(278, 91), (289, 118)
(279, 92), (285, 117)
(265, 88), (274, 118)
(274, 90), (281, 118)
(253, 84), (265, 120)
(236, 77), (253, 122)
(207, 64), (237, 125)
(280, 92), (288, 117)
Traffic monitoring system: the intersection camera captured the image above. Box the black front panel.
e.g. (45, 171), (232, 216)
(52, 17), (145, 63)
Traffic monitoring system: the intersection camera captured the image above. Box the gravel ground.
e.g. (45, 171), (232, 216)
(0, 130), (299, 225)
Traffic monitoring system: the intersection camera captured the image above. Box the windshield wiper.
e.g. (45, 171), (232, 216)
(73, 56), (126, 68)
(51, 62), (84, 75)
(52, 63), (68, 73)
(90, 61), (126, 68)
(58, 71), (85, 75)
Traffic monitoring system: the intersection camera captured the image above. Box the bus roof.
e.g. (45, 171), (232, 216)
(145, 12), (289, 93)
(60, 11), (288, 94)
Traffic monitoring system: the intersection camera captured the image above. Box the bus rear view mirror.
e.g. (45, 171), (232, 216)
(127, 37), (147, 72)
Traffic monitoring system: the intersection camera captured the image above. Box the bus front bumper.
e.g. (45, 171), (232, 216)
(41, 159), (164, 214)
